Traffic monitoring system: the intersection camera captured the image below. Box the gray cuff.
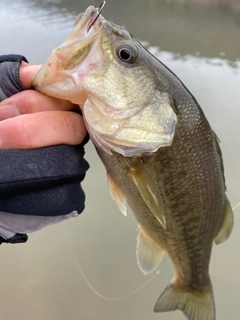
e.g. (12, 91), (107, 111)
(0, 211), (79, 240)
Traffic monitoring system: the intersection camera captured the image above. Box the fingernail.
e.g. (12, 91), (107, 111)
(0, 104), (20, 120)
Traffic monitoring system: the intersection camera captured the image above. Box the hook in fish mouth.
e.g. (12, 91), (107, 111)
(87, 1), (106, 33)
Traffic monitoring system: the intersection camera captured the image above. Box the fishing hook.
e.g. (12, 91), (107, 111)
(87, 1), (106, 33)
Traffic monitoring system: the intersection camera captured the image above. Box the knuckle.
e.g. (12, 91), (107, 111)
(62, 112), (86, 144)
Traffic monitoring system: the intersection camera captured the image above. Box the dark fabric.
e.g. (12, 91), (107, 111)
(0, 233), (28, 244)
(0, 144), (89, 216)
(0, 55), (28, 100)
(0, 54), (89, 242)
(0, 182), (86, 216)
(0, 54), (28, 64)
(0, 144), (89, 199)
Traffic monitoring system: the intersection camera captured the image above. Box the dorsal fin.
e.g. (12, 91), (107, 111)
(129, 160), (166, 229)
(137, 226), (164, 274)
(107, 173), (127, 216)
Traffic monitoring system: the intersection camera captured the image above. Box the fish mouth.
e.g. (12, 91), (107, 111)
(72, 4), (105, 41)
(33, 5), (105, 93)
(86, 1), (106, 33)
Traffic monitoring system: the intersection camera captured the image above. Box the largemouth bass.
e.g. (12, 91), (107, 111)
(33, 3), (234, 320)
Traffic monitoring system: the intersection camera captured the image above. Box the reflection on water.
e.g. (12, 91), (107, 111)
(0, 1), (240, 320)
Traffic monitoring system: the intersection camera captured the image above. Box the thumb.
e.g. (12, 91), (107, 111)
(19, 62), (41, 89)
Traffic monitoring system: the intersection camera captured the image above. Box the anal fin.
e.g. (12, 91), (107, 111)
(107, 173), (127, 217)
(214, 196), (234, 245)
(137, 226), (164, 275)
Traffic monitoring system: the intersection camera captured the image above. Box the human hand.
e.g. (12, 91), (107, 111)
(0, 55), (89, 244)
(0, 61), (87, 149)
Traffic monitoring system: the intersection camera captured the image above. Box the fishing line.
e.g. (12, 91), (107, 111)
(65, 230), (170, 301)
(73, 255), (170, 301)
(232, 202), (240, 211)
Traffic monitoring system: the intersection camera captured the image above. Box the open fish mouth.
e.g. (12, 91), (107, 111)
(33, 4), (105, 91)
(86, 1), (106, 33)
(68, 3), (105, 46)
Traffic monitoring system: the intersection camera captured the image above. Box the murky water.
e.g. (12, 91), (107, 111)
(0, 0), (240, 319)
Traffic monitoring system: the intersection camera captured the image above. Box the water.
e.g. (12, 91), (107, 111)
(0, 0), (240, 319)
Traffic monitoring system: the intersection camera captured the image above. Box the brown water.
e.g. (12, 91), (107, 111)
(0, 1), (240, 319)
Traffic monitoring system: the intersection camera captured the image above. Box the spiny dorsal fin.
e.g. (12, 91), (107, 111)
(107, 173), (127, 217)
(137, 226), (164, 275)
(129, 160), (166, 229)
(214, 196), (234, 245)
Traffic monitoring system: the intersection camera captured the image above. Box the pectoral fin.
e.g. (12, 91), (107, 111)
(129, 161), (166, 229)
(137, 226), (164, 275)
(214, 196), (234, 245)
(107, 173), (127, 217)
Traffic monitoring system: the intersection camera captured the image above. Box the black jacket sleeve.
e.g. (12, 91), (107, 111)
(0, 54), (89, 244)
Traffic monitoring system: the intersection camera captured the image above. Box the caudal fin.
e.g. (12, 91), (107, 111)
(154, 280), (215, 320)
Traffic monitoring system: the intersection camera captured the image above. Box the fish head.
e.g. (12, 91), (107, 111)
(34, 4), (178, 157)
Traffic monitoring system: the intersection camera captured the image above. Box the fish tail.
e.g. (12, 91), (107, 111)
(154, 279), (215, 320)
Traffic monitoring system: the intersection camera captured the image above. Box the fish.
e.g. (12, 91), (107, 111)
(33, 2), (234, 320)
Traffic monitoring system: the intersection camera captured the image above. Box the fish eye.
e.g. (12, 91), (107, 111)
(116, 44), (138, 64)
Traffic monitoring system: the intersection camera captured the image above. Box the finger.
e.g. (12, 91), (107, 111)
(19, 62), (41, 89)
(0, 111), (87, 149)
(0, 90), (78, 120)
